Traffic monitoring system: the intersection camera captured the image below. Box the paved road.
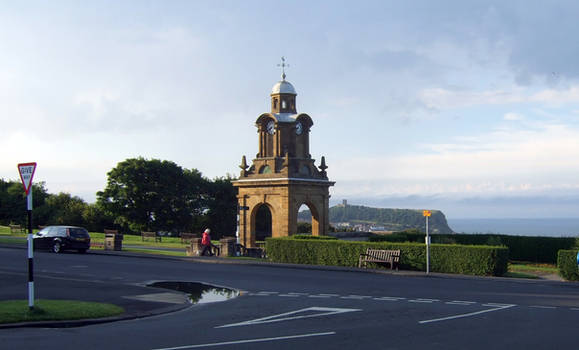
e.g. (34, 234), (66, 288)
(1, 246), (578, 349)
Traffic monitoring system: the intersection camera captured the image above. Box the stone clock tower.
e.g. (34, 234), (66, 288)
(232, 59), (334, 248)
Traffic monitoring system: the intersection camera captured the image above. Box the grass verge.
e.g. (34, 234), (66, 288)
(507, 261), (559, 279)
(0, 300), (124, 324)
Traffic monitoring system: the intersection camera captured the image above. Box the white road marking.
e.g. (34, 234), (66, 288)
(409, 298), (439, 303)
(279, 294), (301, 297)
(151, 332), (336, 350)
(373, 297), (406, 301)
(445, 301), (477, 305)
(571, 308), (579, 311)
(216, 307), (361, 328)
(340, 295), (372, 300)
(419, 304), (516, 324)
(482, 303), (514, 308)
(529, 305), (557, 309)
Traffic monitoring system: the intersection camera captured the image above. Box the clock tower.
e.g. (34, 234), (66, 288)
(233, 59), (334, 248)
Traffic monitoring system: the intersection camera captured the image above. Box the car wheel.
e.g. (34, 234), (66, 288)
(52, 240), (62, 254)
(78, 248), (87, 254)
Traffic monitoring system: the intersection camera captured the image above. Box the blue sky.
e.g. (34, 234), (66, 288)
(2, 1), (579, 218)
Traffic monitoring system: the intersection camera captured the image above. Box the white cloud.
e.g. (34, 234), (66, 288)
(331, 122), (579, 197)
(504, 112), (524, 121)
(420, 85), (579, 110)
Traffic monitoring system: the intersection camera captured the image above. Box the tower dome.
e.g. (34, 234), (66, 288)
(271, 80), (297, 95)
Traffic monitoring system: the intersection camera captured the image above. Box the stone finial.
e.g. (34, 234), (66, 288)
(319, 156), (328, 177)
(239, 155), (248, 177)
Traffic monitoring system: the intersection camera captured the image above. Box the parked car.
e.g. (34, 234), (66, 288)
(33, 226), (91, 253)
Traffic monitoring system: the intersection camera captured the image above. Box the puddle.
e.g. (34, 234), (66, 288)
(148, 281), (239, 304)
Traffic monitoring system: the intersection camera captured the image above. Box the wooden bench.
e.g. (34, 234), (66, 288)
(358, 248), (401, 270)
(180, 232), (197, 244)
(9, 224), (25, 233)
(141, 231), (161, 242)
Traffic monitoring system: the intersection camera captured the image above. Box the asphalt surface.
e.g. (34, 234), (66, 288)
(1, 244), (579, 350)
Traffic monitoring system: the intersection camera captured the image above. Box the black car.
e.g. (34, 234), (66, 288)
(33, 226), (91, 253)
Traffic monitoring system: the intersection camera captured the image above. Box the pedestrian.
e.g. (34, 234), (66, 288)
(201, 228), (213, 256)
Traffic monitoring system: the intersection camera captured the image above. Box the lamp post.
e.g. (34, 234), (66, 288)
(423, 210), (432, 274)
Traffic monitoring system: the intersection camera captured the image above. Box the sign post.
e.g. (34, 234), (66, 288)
(423, 210), (431, 274)
(18, 162), (37, 310)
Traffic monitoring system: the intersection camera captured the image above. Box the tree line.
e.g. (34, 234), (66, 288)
(1, 158), (237, 238)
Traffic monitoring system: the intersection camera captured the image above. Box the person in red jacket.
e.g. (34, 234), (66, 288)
(201, 228), (214, 256)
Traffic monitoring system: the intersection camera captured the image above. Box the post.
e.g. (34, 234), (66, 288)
(27, 190), (34, 310)
(425, 215), (430, 274)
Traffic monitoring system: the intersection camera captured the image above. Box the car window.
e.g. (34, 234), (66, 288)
(46, 227), (58, 236)
(68, 228), (89, 238)
(37, 227), (50, 236)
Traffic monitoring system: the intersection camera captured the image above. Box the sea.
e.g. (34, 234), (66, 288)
(447, 218), (579, 237)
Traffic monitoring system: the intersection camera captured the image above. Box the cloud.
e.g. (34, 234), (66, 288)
(330, 121), (579, 198)
(504, 112), (524, 121)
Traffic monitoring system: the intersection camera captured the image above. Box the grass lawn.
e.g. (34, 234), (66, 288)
(507, 261), (559, 279)
(0, 300), (124, 324)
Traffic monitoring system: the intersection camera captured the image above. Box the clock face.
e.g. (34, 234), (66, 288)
(266, 121), (275, 135)
(295, 121), (303, 135)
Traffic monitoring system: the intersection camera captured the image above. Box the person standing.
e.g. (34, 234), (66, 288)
(201, 228), (213, 256)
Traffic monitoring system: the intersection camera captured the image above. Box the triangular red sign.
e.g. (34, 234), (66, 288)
(18, 162), (37, 195)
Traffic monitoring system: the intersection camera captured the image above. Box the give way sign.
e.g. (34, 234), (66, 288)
(18, 162), (37, 195)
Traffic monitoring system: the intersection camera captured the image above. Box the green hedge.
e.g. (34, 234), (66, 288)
(557, 250), (579, 281)
(266, 238), (508, 276)
(369, 232), (576, 264)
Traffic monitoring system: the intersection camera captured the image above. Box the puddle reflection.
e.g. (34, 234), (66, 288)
(148, 281), (239, 304)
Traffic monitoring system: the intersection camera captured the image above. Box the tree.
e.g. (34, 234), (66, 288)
(0, 179), (51, 226)
(97, 158), (210, 233)
(204, 176), (237, 239)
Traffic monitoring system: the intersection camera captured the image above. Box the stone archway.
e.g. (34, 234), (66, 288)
(254, 204), (273, 242)
(296, 202), (321, 235)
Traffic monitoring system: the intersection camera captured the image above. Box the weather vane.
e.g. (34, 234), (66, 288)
(277, 56), (289, 80)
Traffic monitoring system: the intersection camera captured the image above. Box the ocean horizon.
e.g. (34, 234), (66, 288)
(447, 218), (579, 237)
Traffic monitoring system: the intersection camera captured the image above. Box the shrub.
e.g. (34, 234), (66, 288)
(557, 250), (579, 281)
(266, 238), (508, 276)
(291, 234), (337, 240)
(370, 230), (575, 264)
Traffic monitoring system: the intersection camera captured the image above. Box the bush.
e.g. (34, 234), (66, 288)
(291, 234), (337, 240)
(557, 250), (579, 281)
(266, 238), (508, 276)
(369, 230), (575, 264)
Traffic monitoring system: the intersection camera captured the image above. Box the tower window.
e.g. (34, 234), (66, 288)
(273, 98), (278, 109)
(282, 100), (287, 109)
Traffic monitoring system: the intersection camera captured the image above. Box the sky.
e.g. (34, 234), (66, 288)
(2, 1), (579, 219)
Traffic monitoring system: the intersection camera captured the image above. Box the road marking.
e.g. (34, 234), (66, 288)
(373, 297), (406, 301)
(445, 301), (477, 306)
(529, 305), (557, 309)
(409, 298), (439, 303)
(571, 308), (579, 311)
(279, 294), (301, 297)
(151, 332), (336, 350)
(419, 304), (516, 324)
(340, 295), (372, 300)
(482, 303), (514, 308)
(216, 307), (361, 328)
